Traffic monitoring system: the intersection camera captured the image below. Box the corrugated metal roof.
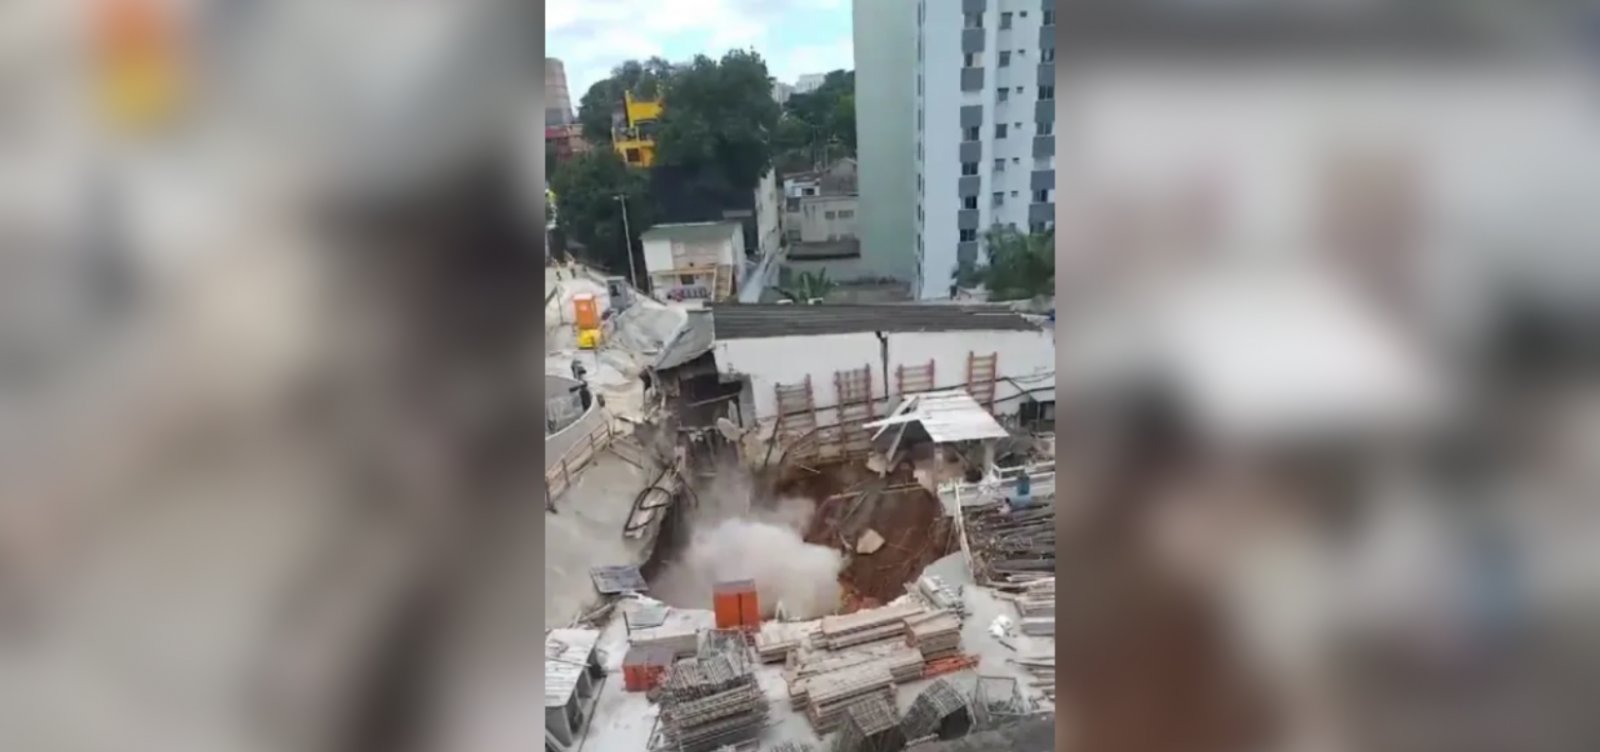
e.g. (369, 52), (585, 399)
(653, 309), (715, 370)
(864, 389), (1010, 443)
(708, 303), (1039, 339)
(545, 628), (600, 707)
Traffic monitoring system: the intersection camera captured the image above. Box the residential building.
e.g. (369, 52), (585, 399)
(772, 81), (794, 106)
(783, 158), (861, 263)
(913, 0), (1056, 299)
(853, 0), (919, 285)
(649, 166), (784, 274)
(544, 57), (573, 126)
(794, 72), (828, 94)
(612, 91), (661, 167)
(640, 221), (746, 302)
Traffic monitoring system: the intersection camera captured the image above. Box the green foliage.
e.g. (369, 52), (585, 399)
(654, 50), (782, 191)
(576, 57), (679, 144)
(775, 69), (855, 171)
(953, 227), (1055, 301)
(549, 150), (655, 274)
(777, 268), (837, 302)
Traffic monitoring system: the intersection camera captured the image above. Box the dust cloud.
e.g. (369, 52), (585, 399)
(652, 466), (843, 619)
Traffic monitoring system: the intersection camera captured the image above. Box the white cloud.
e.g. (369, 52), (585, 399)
(769, 37), (854, 86)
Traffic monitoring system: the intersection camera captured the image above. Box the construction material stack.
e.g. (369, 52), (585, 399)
(621, 645), (675, 692)
(755, 621), (817, 664)
(903, 610), (962, 662)
(961, 501), (1055, 590)
(914, 575), (967, 617)
(900, 680), (974, 743)
(831, 694), (906, 752)
(1014, 577), (1055, 636)
(803, 663), (895, 734)
(817, 602), (923, 650)
(657, 655), (769, 752)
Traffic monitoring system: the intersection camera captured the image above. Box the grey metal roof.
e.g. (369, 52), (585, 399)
(653, 309), (715, 370)
(639, 221), (742, 243)
(707, 303), (1040, 339)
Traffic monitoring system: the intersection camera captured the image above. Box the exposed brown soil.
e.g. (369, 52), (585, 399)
(775, 460), (956, 612)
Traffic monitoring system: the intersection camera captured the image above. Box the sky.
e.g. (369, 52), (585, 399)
(546, 0), (855, 103)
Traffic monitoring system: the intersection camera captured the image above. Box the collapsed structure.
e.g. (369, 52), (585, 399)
(543, 271), (1058, 751)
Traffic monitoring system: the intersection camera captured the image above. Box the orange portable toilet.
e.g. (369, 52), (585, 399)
(621, 645), (672, 692)
(572, 294), (600, 331)
(713, 579), (755, 629)
(738, 586), (761, 629)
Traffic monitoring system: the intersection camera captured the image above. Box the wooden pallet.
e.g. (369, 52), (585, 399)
(896, 359), (935, 397)
(965, 352), (998, 410)
(774, 377), (819, 459)
(834, 365), (876, 456)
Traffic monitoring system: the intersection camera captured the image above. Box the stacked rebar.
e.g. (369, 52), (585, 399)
(900, 680), (973, 741)
(1013, 578), (1055, 636)
(962, 503), (1055, 590)
(658, 655), (769, 752)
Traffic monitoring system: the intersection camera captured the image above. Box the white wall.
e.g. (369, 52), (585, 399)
(791, 195), (859, 242)
(715, 327), (1055, 423)
(918, 0), (962, 299)
(753, 168), (783, 260)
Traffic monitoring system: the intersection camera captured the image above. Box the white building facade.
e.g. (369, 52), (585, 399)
(640, 221), (746, 302)
(914, 0), (1056, 299)
(853, 0), (919, 285)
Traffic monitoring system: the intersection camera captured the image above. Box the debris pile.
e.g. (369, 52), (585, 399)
(657, 655), (770, 752)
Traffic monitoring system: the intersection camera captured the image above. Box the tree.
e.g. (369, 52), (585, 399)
(653, 50), (781, 190)
(777, 69), (855, 170)
(549, 150), (655, 275)
(576, 57), (678, 144)
(778, 269), (837, 302)
(953, 227), (1055, 301)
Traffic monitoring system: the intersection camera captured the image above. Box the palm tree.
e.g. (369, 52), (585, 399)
(778, 269), (836, 303)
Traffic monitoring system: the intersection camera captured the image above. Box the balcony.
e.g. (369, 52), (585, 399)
(960, 67), (985, 91)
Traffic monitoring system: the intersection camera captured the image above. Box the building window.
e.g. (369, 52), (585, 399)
(679, 274), (696, 285)
(1041, 48), (1055, 62)
(999, 51), (1011, 67)
(964, 12), (982, 28)
(994, 158), (1005, 172)
(963, 126), (980, 141)
(998, 88), (1009, 102)
(995, 124), (1008, 138)
(959, 229), (977, 242)
(1030, 221), (1048, 234)
(917, 74), (924, 95)
(1000, 12), (1013, 29)
(803, 187), (816, 196)
(626, 148), (641, 163)
(963, 196), (978, 210)
(1043, 10), (1055, 24)
(961, 162), (978, 176)
(1034, 189), (1051, 202)
(839, 210), (853, 219)
(1037, 121), (1053, 136)
(963, 53), (980, 68)
(1039, 85), (1055, 100)
(992, 192), (1004, 207)
(1019, 11), (1028, 17)
(825, 210), (836, 220)
(1011, 190), (1019, 197)
(918, 110), (924, 131)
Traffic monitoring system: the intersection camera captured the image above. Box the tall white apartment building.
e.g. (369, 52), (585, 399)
(914, 0), (1056, 299)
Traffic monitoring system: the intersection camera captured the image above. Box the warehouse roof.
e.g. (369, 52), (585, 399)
(707, 303), (1040, 339)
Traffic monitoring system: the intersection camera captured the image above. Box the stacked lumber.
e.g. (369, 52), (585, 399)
(1014, 577), (1055, 636)
(903, 610), (963, 660)
(818, 602), (924, 650)
(962, 502), (1055, 590)
(787, 646), (922, 708)
(754, 621), (816, 663)
(802, 663), (895, 733)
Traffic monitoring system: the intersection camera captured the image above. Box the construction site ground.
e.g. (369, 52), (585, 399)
(578, 551), (1054, 751)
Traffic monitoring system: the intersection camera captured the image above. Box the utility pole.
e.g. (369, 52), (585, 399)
(614, 193), (638, 289)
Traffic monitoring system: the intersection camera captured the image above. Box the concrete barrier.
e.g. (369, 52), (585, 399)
(545, 375), (603, 472)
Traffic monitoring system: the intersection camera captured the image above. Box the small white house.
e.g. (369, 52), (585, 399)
(641, 221), (745, 302)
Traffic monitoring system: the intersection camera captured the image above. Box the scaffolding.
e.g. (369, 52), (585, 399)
(831, 693), (906, 752)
